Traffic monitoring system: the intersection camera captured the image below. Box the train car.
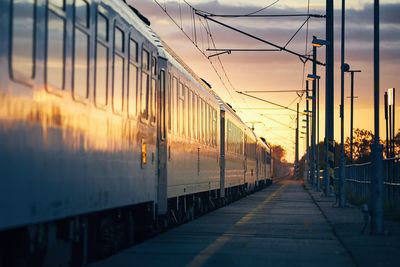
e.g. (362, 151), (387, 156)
(0, 0), (163, 265)
(153, 39), (221, 221)
(244, 129), (258, 191)
(219, 102), (246, 197)
(256, 136), (273, 187)
(0, 0), (273, 265)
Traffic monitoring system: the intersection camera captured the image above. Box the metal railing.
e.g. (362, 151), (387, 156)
(331, 157), (400, 209)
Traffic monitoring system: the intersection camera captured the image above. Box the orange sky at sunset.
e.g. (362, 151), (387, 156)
(132, 0), (400, 162)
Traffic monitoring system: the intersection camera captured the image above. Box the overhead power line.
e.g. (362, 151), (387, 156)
(194, 10), (325, 66)
(237, 91), (307, 115)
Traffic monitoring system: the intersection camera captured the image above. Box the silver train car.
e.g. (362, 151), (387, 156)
(0, 0), (272, 265)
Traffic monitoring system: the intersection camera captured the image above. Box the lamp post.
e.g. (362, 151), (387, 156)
(338, 0), (346, 208)
(295, 102), (300, 178)
(304, 80), (311, 182)
(371, 0), (384, 235)
(324, 0), (334, 197)
(307, 73), (321, 190)
(344, 64), (361, 163)
(316, 76), (321, 190)
(308, 36), (328, 193)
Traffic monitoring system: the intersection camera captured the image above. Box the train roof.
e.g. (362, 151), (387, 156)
(119, 0), (271, 147)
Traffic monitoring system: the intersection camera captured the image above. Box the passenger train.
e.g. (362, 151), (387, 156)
(0, 0), (272, 265)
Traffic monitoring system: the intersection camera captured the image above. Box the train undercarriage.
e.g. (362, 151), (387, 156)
(0, 182), (271, 267)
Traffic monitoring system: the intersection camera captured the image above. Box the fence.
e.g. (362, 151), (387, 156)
(332, 157), (400, 209)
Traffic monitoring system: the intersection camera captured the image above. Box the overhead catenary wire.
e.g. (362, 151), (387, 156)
(245, 0), (280, 16)
(154, 0), (237, 103)
(237, 91), (307, 115)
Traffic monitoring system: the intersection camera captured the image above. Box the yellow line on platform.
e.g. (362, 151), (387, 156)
(186, 183), (287, 267)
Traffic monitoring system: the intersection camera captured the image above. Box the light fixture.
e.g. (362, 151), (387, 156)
(312, 38), (329, 47)
(388, 88), (394, 106)
(307, 74), (320, 81)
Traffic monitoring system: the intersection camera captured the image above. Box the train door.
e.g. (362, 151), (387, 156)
(219, 109), (225, 198)
(157, 58), (168, 215)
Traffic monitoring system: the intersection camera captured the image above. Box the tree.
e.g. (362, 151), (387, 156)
(345, 128), (375, 163)
(395, 129), (400, 156)
(271, 144), (291, 177)
(271, 144), (287, 163)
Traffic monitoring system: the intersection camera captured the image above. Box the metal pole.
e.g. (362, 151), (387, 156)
(312, 38), (317, 189)
(385, 92), (389, 158)
(392, 88), (395, 200)
(296, 102), (299, 177)
(306, 81), (310, 183)
(371, 0), (384, 235)
(392, 88), (396, 157)
(324, 0), (334, 196)
(350, 71), (354, 162)
(389, 99), (393, 156)
(316, 78), (321, 191)
(338, 0), (346, 207)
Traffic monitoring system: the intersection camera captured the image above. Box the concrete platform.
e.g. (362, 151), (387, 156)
(90, 179), (356, 267)
(305, 183), (400, 267)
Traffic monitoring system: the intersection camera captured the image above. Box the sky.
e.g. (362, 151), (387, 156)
(132, 0), (400, 162)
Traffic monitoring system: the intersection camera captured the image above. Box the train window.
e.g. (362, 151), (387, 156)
(95, 12), (108, 106)
(97, 12), (108, 41)
(11, 0), (35, 81)
(197, 97), (201, 142)
(199, 98), (202, 142)
(192, 93), (197, 140)
(168, 73), (172, 131)
(114, 54), (124, 112)
(208, 105), (212, 145)
(128, 62), (138, 116)
(95, 43), (108, 106)
(128, 39), (138, 116)
(179, 83), (185, 136)
(46, 11), (65, 90)
(73, 28), (89, 98)
(172, 76), (178, 133)
(205, 104), (209, 144)
(50, 0), (65, 10)
(115, 27), (124, 52)
(75, 0), (89, 27)
(160, 70), (166, 139)
(202, 100), (206, 142)
(142, 49), (149, 71)
(213, 109), (217, 146)
(141, 71), (149, 119)
(185, 86), (190, 137)
(152, 56), (157, 76)
(188, 89), (192, 138)
(140, 49), (150, 119)
(130, 39), (137, 62)
(150, 56), (157, 123)
(150, 77), (156, 123)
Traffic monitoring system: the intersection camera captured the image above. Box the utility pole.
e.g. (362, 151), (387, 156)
(324, 0), (334, 196)
(316, 77), (321, 190)
(339, 0), (346, 207)
(295, 102), (299, 178)
(371, 0), (384, 235)
(311, 38), (317, 189)
(306, 81), (310, 183)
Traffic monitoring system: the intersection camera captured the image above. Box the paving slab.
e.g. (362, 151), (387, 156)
(89, 179), (354, 267)
(305, 182), (400, 267)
